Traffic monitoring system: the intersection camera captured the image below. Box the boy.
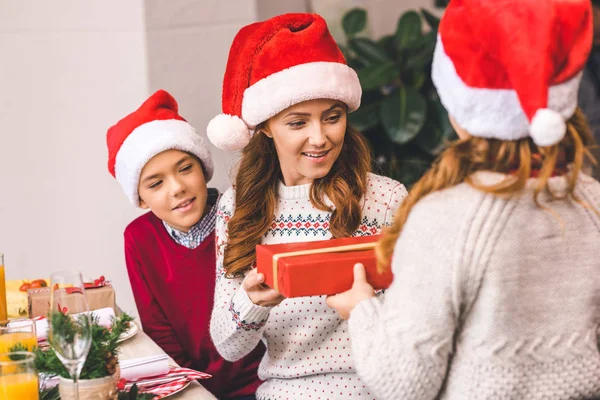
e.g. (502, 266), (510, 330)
(106, 90), (263, 399)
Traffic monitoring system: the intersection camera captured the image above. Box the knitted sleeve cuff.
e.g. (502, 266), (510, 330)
(348, 296), (382, 337)
(229, 286), (272, 331)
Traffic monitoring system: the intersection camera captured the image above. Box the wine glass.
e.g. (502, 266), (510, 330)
(48, 271), (92, 400)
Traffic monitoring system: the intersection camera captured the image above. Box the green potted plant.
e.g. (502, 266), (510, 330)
(339, 7), (456, 186)
(31, 312), (135, 399)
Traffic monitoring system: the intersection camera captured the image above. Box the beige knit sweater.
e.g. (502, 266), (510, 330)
(348, 171), (600, 400)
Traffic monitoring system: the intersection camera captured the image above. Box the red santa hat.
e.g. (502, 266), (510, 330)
(432, 0), (593, 147)
(207, 13), (362, 151)
(106, 90), (214, 206)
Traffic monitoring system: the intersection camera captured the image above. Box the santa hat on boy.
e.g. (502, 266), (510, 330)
(432, 0), (593, 147)
(106, 90), (214, 206)
(207, 13), (362, 151)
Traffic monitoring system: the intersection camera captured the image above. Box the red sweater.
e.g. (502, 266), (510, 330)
(124, 211), (264, 399)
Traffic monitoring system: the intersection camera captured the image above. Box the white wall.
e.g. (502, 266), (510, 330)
(0, 0), (256, 317)
(0, 0), (149, 316)
(0, 0), (432, 317)
(144, 0), (257, 191)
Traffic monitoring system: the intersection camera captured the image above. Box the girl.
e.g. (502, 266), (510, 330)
(327, 1), (600, 399)
(207, 13), (407, 400)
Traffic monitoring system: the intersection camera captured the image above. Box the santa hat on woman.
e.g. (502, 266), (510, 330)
(106, 90), (214, 206)
(432, 0), (593, 147)
(207, 13), (362, 151)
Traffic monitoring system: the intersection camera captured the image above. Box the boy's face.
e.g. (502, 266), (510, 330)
(138, 149), (208, 232)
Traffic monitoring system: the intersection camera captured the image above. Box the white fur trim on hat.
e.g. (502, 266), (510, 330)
(115, 119), (214, 207)
(207, 113), (252, 151)
(241, 61), (362, 128)
(432, 36), (581, 142)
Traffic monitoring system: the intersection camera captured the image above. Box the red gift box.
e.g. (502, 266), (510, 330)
(256, 235), (393, 298)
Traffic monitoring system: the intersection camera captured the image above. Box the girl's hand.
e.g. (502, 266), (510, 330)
(243, 268), (286, 307)
(326, 263), (375, 320)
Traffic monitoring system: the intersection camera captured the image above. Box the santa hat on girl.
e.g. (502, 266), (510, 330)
(432, 0), (593, 147)
(106, 90), (214, 206)
(207, 13), (362, 151)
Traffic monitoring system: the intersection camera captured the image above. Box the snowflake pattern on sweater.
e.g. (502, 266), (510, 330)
(210, 173), (407, 400)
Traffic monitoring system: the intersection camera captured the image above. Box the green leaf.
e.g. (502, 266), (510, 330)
(395, 11), (422, 49)
(415, 122), (445, 155)
(348, 38), (390, 66)
(416, 99), (456, 155)
(338, 44), (351, 61)
(357, 61), (398, 90)
(408, 69), (427, 90)
(342, 8), (367, 36)
(403, 30), (436, 70)
(393, 156), (432, 187)
(379, 87), (427, 144)
(348, 101), (380, 132)
(377, 35), (397, 59)
(420, 8), (441, 30)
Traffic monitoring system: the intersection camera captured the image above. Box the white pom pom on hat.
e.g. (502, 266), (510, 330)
(207, 114), (251, 151)
(431, 0), (592, 146)
(529, 108), (567, 147)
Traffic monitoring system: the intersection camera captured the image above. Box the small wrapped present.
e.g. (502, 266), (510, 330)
(256, 235), (393, 298)
(28, 284), (116, 318)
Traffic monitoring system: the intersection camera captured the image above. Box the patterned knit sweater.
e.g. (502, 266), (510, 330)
(348, 171), (600, 400)
(210, 173), (407, 400)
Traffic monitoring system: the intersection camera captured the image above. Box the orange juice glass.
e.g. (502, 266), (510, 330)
(0, 351), (38, 400)
(0, 254), (7, 323)
(0, 320), (37, 353)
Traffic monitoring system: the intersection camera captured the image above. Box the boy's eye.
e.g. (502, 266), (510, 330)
(180, 164), (193, 173)
(148, 180), (162, 189)
(287, 120), (306, 129)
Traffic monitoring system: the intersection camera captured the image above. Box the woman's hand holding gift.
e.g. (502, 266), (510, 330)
(243, 268), (286, 307)
(326, 263), (375, 320)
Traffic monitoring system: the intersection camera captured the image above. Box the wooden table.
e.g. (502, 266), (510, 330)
(119, 327), (217, 400)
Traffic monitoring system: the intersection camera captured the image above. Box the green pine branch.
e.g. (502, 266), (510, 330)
(12, 312), (135, 380)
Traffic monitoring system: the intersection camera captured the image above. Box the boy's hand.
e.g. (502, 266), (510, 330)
(326, 263), (375, 320)
(243, 268), (285, 307)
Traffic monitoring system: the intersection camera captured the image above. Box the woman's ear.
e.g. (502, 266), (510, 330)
(259, 124), (273, 139)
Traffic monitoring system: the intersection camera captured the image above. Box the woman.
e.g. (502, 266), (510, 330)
(207, 13), (407, 400)
(327, 1), (600, 399)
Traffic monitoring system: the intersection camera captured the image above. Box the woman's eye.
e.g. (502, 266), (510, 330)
(180, 165), (193, 173)
(326, 114), (341, 123)
(149, 180), (162, 189)
(287, 120), (306, 129)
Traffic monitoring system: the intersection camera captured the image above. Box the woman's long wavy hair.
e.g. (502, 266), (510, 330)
(377, 108), (598, 271)
(223, 125), (372, 277)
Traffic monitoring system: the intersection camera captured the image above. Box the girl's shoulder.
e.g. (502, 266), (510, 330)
(364, 172), (408, 208)
(217, 186), (236, 216)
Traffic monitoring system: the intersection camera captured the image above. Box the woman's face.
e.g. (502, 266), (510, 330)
(262, 99), (347, 186)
